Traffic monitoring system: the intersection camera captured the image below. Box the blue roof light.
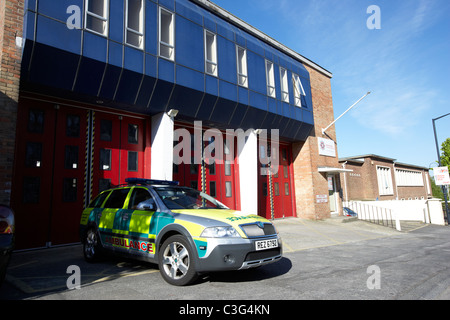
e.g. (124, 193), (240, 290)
(125, 178), (179, 186)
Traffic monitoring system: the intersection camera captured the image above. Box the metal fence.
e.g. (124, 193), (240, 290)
(343, 201), (396, 229)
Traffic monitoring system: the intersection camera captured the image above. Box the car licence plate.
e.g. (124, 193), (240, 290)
(255, 239), (278, 251)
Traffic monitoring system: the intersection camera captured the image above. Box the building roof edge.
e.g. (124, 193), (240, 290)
(191, 0), (333, 78)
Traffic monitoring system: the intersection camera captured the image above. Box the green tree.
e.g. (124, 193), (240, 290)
(441, 138), (450, 168)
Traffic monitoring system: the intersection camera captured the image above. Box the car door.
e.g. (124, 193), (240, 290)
(113, 187), (157, 256)
(99, 188), (131, 250)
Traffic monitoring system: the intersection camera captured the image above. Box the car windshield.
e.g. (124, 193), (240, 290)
(153, 186), (228, 210)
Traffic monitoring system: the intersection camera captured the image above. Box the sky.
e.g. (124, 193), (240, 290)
(212, 0), (450, 171)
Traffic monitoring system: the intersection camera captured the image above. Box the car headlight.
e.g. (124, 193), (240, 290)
(201, 226), (241, 238)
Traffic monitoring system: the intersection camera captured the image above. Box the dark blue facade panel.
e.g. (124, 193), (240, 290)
(73, 57), (106, 97)
(115, 70), (144, 105)
(175, 15), (204, 73)
(99, 65), (122, 100)
(145, 0), (158, 56)
(21, 0), (316, 141)
(110, 0), (125, 43)
(27, 42), (79, 91)
(83, 32), (107, 63)
(218, 37), (237, 85)
(35, 15), (81, 55)
(135, 76), (157, 107)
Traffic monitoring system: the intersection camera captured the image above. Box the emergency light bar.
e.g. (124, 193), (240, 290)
(125, 178), (179, 186)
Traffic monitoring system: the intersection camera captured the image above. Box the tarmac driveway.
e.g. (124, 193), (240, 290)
(1, 217), (449, 301)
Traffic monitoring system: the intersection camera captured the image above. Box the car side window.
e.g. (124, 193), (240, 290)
(128, 188), (153, 210)
(103, 188), (130, 209)
(89, 191), (111, 208)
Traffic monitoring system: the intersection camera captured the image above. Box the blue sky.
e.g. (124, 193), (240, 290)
(212, 0), (450, 170)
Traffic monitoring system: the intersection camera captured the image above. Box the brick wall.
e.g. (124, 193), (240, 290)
(340, 156), (432, 201)
(293, 65), (340, 220)
(0, 0), (24, 205)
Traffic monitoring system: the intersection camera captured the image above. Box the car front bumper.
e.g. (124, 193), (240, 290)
(195, 235), (282, 272)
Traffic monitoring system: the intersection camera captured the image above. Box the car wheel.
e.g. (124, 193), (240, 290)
(83, 228), (102, 262)
(158, 235), (198, 286)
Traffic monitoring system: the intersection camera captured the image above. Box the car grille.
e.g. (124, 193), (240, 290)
(244, 248), (281, 262)
(240, 223), (276, 238)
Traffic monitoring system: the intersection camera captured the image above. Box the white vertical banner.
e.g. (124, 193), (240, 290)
(434, 167), (450, 186)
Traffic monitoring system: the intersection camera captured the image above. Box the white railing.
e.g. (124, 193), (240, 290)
(344, 201), (396, 230)
(343, 199), (446, 231)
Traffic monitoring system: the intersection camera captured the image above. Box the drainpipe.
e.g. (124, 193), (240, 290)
(342, 161), (348, 204)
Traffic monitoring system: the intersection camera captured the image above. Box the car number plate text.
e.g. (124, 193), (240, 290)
(255, 239), (278, 251)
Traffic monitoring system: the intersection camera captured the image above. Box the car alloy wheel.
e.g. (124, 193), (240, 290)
(159, 235), (198, 286)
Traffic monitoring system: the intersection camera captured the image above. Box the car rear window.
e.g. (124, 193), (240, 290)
(103, 188), (130, 209)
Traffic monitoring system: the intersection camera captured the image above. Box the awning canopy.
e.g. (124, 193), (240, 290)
(318, 166), (353, 174)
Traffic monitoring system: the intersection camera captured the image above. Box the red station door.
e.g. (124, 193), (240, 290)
(92, 112), (147, 195)
(12, 99), (88, 248)
(258, 143), (295, 219)
(173, 125), (239, 210)
(11, 98), (149, 249)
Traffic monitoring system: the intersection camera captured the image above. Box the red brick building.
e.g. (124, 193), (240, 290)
(1, 0), (344, 249)
(339, 155), (432, 202)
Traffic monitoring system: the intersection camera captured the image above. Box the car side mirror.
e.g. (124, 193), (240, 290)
(136, 199), (156, 211)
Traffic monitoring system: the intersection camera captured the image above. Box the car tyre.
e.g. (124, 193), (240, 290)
(158, 235), (198, 286)
(83, 228), (102, 262)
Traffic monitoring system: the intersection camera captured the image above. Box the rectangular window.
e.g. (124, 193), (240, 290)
(265, 60), (275, 98)
(395, 169), (424, 187)
(126, 0), (144, 49)
(236, 46), (248, 87)
(100, 149), (111, 171)
(280, 67), (289, 103)
(159, 7), (175, 60)
(25, 142), (42, 168)
(128, 124), (139, 144)
(209, 181), (216, 197)
(23, 177), (40, 204)
(377, 166), (394, 196)
(66, 115), (80, 138)
(293, 74), (306, 107)
(284, 182), (289, 196)
(99, 179), (111, 193)
(205, 30), (218, 76)
(28, 109), (44, 134)
(128, 151), (138, 171)
(85, 0), (108, 36)
(63, 178), (78, 202)
(65, 146), (79, 169)
(274, 182), (279, 196)
(225, 181), (232, 198)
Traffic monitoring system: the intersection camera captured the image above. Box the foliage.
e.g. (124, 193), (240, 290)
(440, 138), (450, 168)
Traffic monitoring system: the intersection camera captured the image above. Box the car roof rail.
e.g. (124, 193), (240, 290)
(125, 178), (180, 186)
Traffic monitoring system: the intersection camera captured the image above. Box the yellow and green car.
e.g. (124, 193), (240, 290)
(80, 178), (282, 286)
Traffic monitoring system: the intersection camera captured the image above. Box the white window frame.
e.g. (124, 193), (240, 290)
(377, 166), (394, 196)
(395, 169), (424, 187)
(205, 30), (218, 76)
(236, 45), (248, 87)
(265, 60), (276, 98)
(159, 7), (175, 61)
(85, 0), (109, 36)
(125, 0), (145, 49)
(292, 73), (306, 107)
(280, 67), (289, 103)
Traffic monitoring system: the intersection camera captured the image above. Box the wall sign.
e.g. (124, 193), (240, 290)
(318, 137), (336, 157)
(316, 194), (328, 203)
